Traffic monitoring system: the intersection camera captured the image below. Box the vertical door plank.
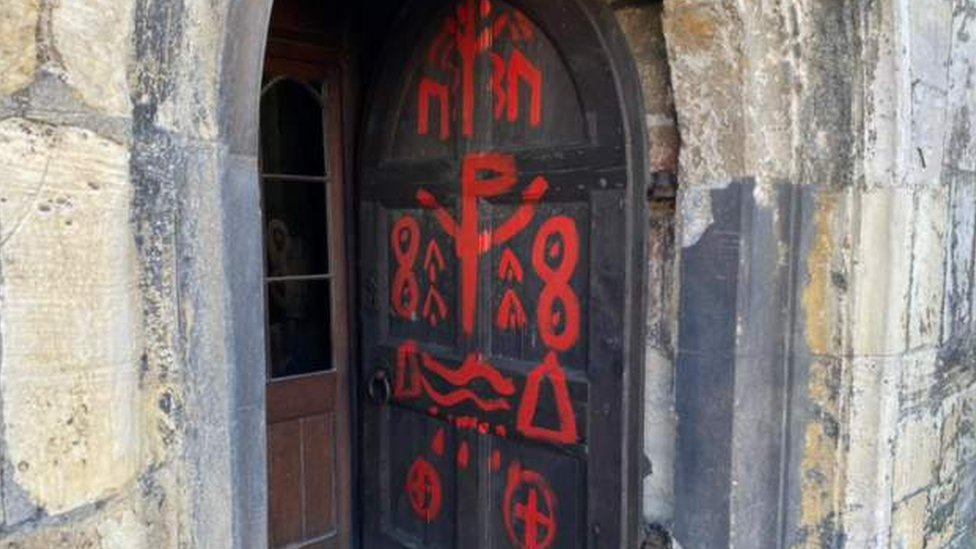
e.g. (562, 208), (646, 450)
(269, 420), (305, 547)
(304, 413), (337, 537)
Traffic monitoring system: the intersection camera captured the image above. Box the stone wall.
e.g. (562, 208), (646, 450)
(0, 0), (240, 547)
(663, 0), (976, 548)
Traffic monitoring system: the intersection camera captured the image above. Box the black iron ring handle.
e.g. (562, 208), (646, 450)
(367, 369), (392, 405)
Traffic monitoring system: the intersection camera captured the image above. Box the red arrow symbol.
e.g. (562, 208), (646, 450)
(424, 240), (446, 282)
(498, 248), (523, 283)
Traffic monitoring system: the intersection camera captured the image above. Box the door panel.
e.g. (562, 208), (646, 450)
(262, 54), (352, 549)
(359, 1), (645, 549)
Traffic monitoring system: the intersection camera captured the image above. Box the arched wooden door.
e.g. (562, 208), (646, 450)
(358, 1), (647, 548)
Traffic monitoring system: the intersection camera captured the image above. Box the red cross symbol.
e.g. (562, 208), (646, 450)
(406, 458), (442, 522)
(503, 462), (557, 549)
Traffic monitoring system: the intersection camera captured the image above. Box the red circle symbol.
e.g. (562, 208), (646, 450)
(406, 458), (442, 522)
(503, 464), (557, 549)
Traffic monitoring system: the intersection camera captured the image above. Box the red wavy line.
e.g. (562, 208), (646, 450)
(420, 377), (511, 411)
(421, 353), (515, 395)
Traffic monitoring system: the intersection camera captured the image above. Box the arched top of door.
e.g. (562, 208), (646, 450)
(360, 0), (649, 190)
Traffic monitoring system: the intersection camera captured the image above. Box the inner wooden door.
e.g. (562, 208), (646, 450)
(261, 42), (352, 549)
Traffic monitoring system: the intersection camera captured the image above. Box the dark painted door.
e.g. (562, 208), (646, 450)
(358, 1), (646, 548)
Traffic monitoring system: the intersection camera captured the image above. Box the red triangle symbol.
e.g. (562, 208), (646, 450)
(515, 352), (578, 444)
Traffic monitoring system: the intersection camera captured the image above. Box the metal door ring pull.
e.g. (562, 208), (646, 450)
(368, 369), (391, 405)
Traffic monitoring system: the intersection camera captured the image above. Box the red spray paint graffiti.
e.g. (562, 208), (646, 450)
(532, 216), (580, 351)
(504, 462), (557, 549)
(418, 0), (541, 139)
(393, 340), (515, 411)
(516, 351), (578, 444)
(391, 216), (421, 319)
(417, 152), (548, 335)
(407, 457), (443, 522)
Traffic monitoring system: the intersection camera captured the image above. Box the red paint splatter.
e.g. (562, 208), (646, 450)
(490, 449), (502, 471)
(516, 352), (578, 444)
(432, 428), (445, 457)
(457, 441), (470, 469)
(503, 462), (557, 549)
(407, 458), (443, 523)
(394, 340), (422, 399)
(391, 216), (421, 319)
(495, 425), (507, 437)
(532, 216), (580, 351)
(478, 422), (490, 434)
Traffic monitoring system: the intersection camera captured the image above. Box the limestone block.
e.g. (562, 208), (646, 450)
(893, 412), (941, 502)
(943, 175), (975, 342)
(51, 0), (134, 117)
(662, 2), (747, 185)
(0, 0), (39, 95)
(0, 118), (142, 515)
(851, 187), (914, 355)
(910, 0), (953, 91)
(156, 0), (223, 139)
(945, 3), (976, 171)
(891, 492), (928, 549)
(911, 82), (948, 187)
(908, 186), (948, 348)
(899, 349), (940, 411)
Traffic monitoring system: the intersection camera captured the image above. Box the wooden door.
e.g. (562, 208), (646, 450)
(358, 1), (646, 549)
(261, 50), (352, 549)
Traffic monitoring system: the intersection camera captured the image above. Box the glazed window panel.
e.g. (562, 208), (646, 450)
(267, 280), (334, 377)
(260, 76), (335, 379)
(264, 179), (331, 277)
(261, 78), (327, 177)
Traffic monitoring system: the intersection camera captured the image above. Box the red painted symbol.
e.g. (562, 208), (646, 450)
(423, 286), (448, 326)
(499, 248), (523, 283)
(424, 240), (446, 281)
(532, 216), (580, 351)
(419, 0), (540, 138)
(394, 340), (515, 411)
(497, 289), (528, 330)
(418, 152), (548, 335)
(407, 458), (443, 522)
(432, 427), (446, 457)
(516, 352), (578, 444)
(504, 462), (557, 549)
(457, 441), (470, 469)
(391, 216), (421, 319)
(418, 78), (450, 139)
(394, 340), (423, 398)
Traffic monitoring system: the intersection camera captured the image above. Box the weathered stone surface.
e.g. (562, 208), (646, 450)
(0, 0), (39, 95)
(155, 1), (225, 140)
(0, 118), (142, 515)
(851, 188), (915, 356)
(662, 2), (747, 186)
(51, 0), (134, 116)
